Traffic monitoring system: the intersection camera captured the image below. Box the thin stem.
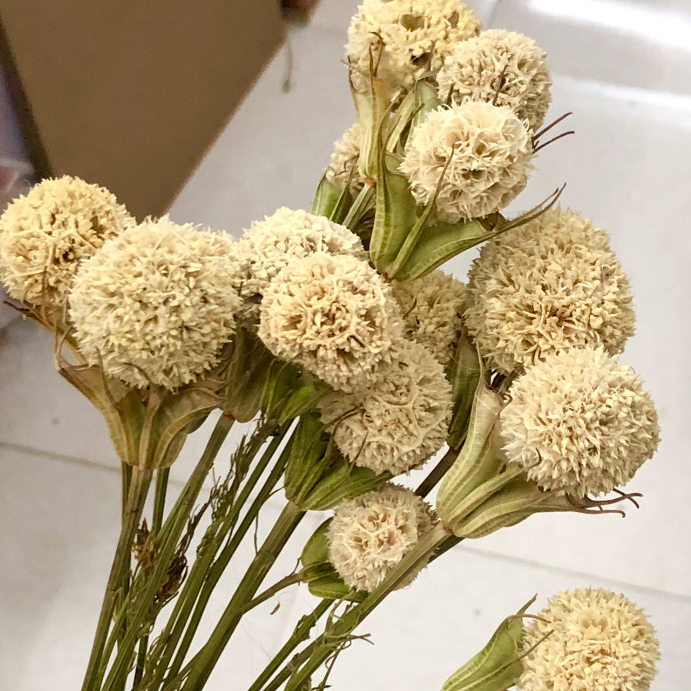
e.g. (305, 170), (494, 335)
(415, 447), (460, 498)
(236, 571), (304, 616)
(80, 466), (153, 691)
(342, 185), (374, 228)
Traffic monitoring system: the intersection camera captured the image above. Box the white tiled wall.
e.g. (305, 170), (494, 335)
(2, 1), (690, 689)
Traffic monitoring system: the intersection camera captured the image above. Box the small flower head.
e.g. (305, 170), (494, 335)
(325, 123), (366, 193)
(465, 208), (635, 371)
(392, 270), (467, 366)
(70, 217), (242, 390)
(438, 30), (552, 131)
(320, 341), (452, 475)
(500, 347), (660, 498)
(347, 0), (481, 90)
(400, 101), (532, 222)
(328, 484), (436, 592)
(258, 252), (400, 390)
(519, 588), (660, 691)
(237, 208), (364, 322)
(0, 176), (133, 305)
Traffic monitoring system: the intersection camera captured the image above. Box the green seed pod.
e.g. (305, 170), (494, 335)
(446, 331), (482, 450)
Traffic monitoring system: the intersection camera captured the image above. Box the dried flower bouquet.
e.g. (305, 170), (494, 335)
(0, 2), (662, 690)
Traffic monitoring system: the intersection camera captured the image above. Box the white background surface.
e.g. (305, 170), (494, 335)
(2, 1), (690, 689)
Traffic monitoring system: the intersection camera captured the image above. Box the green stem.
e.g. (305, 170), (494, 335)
(180, 501), (306, 691)
(342, 185), (374, 228)
(100, 414), (234, 691)
(247, 600), (332, 691)
(80, 466), (153, 691)
(416, 447), (460, 498)
(235, 572), (304, 616)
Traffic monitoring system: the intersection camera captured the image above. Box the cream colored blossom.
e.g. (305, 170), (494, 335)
(325, 123), (366, 193)
(392, 270), (467, 366)
(259, 252), (399, 390)
(438, 30), (552, 131)
(500, 347), (659, 498)
(465, 208), (635, 371)
(519, 588), (659, 691)
(328, 485), (436, 592)
(347, 0), (481, 90)
(237, 207), (364, 322)
(320, 341), (452, 475)
(0, 176), (133, 305)
(70, 217), (242, 390)
(400, 102), (532, 222)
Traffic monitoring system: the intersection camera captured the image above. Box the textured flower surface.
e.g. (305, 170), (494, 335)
(438, 29), (552, 130)
(328, 485), (436, 592)
(0, 176), (133, 305)
(325, 123), (365, 193)
(392, 270), (467, 366)
(400, 101), (532, 222)
(347, 0), (481, 90)
(320, 341), (452, 475)
(465, 208), (635, 371)
(519, 588), (660, 691)
(259, 252), (400, 390)
(237, 208), (364, 322)
(70, 218), (242, 390)
(500, 346), (659, 498)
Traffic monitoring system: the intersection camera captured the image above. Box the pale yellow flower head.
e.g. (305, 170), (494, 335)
(347, 0), (481, 90)
(320, 341), (452, 475)
(328, 484), (436, 592)
(465, 208), (636, 372)
(325, 123), (366, 193)
(400, 101), (532, 222)
(500, 346), (660, 498)
(392, 270), (467, 366)
(237, 207), (364, 322)
(0, 176), (133, 306)
(519, 588), (659, 691)
(438, 30), (552, 131)
(70, 217), (242, 390)
(258, 252), (400, 390)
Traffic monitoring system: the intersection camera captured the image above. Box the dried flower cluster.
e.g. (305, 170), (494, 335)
(0, 176), (133, 306)
(519, 588), (660, 691)
(438, 30), (552, 131)
(465, 207), (635, 372)
(70, 218), (242, 390)
(320, 341), (452, 475)
(347, 0), (481, 90)
(500, 346), (660, 497)
(325, 123), (365, 193)
(328, 485), (436, 592)
(400, 101), (533, 222)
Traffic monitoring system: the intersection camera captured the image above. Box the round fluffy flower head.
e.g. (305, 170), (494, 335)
(237, 208), (364, 322)
(465, 207), (635, 371)
(400, 101), (532, 222)
(325, 123), (366, 194)
(438, 30), (552, 131)
(519, 588), (659, 691)
(70, 217), (242, 390)
(320, 341), (452, 475)
(258, 252), (400, 390)
(347, 0), (481, 90)
(328, 484), (436, 592)
(392, 270), (467, 366)
(500, 346), (660, 498)
(0, 176), (133, 305)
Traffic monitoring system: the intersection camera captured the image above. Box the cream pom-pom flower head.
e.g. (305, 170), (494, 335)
(320, 341), (452, 476)
(0, 176), (133, 306)
(258, 252), (400, 390)
(328, 484), (436, 592)
(465, 207), (635, 372)
(400, 101), (532, 222)
(347, 0), (481, 91)
(438, 29), (552, 131)
(500, 346), (660, 498)
(237, 207), (364, 322)
(70, 217), (242, 390)
(519, 588), (659, 691)
(325, 123), (366, 194)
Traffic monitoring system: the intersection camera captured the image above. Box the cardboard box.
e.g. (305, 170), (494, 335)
(0, 1), (285, 219)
